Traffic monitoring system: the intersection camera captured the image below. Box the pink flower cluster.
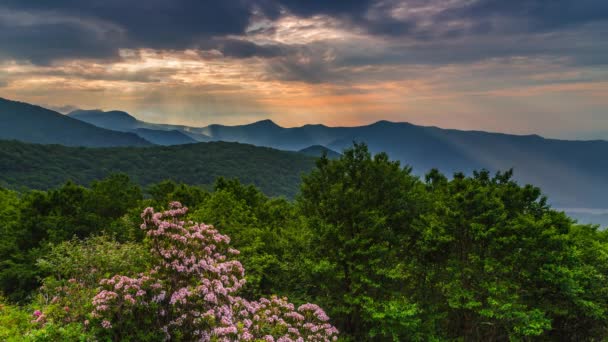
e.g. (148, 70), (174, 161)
(31, 310), (46, 325)
(91, 202), (338, 341)
(231, 296), (339, 341)
(92, 274), (162, 317)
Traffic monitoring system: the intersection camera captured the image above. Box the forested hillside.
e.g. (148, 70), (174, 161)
(0, 140), (315, 198)
(1, 144), (607, 341)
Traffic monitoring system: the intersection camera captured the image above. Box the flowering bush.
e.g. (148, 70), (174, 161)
(34, 277), (94, 326)
(92, 202), (338, 341)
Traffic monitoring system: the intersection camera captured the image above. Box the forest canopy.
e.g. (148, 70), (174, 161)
(0, 144), (607, 341)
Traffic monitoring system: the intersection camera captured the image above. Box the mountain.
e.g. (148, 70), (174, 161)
(12, 100), (608, 208)
(194, 120), (608, 208)
(68, 109), (211, 142)
(0, 140), (315, 198)
(0, 98), (151, 147)
(132, 128), (197, 146)
(298, 145), (341, 159)
(68, 109), (139, 131)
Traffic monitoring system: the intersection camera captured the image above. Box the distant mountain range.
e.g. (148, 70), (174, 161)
(1, 97), (608, 209)
(65, 106), (608, 208)
(0, 98), (150, 147)
(68, 109), (211, 145)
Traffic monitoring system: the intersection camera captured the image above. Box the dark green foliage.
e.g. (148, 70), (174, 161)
(147, 180), (210, 208)
(298, 143), (426, 340)
(298, 144), (608, 341)
(89, 174), (143, 219)
(0, 139), (315, 198)
(0, 176), (143, 301)
(191, 178), (308, 300)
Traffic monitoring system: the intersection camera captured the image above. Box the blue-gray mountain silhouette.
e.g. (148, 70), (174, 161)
(132, 128), (197, 146)
(298, 145), (341, 159)
(68, 109), (211, 144)
(0, 98), (150, 147)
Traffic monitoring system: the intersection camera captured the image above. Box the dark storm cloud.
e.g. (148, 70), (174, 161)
(0, 0), (257, 63)
(270, 0), (375, 17)
(439, 0), (608, 33)
(265, 0), (414, 37)
(1, 0), (607, 67)
(265, 55), (335, 84)
(210, 39), (285, 59)
(0, 18), (125, 65)
(1, 0), (253, 47)
(340, 28), (608, 67)
(268, 0), (608, 41)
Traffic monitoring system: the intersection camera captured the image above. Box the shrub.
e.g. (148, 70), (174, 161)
(91, 202), (339, 341)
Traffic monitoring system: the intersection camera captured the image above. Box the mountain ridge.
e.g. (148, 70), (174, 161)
(4, 99), (608, 208)
(132, 128), (197, 146)
(0, 98), (151, 147)
(64, 106), (608, 208)
(66, 109), (607, 143)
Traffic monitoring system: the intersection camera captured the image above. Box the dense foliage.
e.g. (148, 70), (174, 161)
(0, 139), (315, 198)
(0, 143), (607, 341)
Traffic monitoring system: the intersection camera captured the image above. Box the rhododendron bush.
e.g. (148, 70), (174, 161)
(91, 202), (338, 341)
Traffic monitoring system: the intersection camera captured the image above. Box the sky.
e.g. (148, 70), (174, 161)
(0, 0), (607, 139)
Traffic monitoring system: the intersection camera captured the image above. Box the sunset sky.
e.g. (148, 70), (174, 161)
(1, 1), (607, 139)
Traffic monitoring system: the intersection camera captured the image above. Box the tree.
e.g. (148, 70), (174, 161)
(413, 169), (608, 340)
(89, 174), (142, 219)
(298, 143), (425, 340)
(192, 182), (308, 300)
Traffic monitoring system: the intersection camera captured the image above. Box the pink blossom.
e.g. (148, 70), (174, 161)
(91, 202), (338, 341)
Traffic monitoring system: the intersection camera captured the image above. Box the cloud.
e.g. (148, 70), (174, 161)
(0, 1), (255, 63)
(439, 0), (608, 33)
(210, 38), (286, 58)
(1, 0), (607, 67)
(269, 0), (375, 18)
(1, 0), (607, 139)
(1, 1), (253, 44)
(0, 8), (125, 64)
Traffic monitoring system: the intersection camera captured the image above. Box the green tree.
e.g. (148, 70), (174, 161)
(89, 174), (142, 219)
(191, 179), (309, 301)
(414, 169), (608, 340)
(147, 180), (209, 208)
(298, 143), (425, 340)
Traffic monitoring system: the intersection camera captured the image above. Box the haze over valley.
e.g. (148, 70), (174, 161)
(1, 97), (607, 226)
